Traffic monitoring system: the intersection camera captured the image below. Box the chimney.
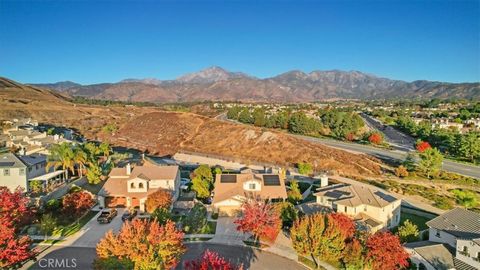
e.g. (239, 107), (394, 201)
(320, 174), (329, 187)
(126, 163), (131, 175)
(19, 148), (26, 156)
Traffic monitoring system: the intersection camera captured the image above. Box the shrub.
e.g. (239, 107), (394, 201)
(68, 185), (83, 193)
(368, 132), (383, 144)
(45, 199), (61, 211)
(62, 191), (94, 217)
(395, 165), (409, 178)
(297, 162), (313, 175)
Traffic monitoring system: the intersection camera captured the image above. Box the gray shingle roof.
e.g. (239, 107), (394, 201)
(314, 183), (398, 208)
(0, 153), (26, 168)
(405, 241), (455, 270)
(426, 208), (480, 239)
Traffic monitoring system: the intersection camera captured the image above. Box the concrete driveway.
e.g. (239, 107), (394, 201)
(210, 217), (249, 245)
(67, 208), (125, 248)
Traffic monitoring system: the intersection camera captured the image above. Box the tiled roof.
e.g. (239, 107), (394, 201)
(426, 208), (480, 239)
(18, 153), (47, 166)
(0, 153), (25, 168)
(405, 241), (455, 270)
(212, 173), (288, 204)
(314, 183), (398, 208)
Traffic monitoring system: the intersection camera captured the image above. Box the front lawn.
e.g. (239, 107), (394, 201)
(52, 210), (99, 237)
(400, 212), (432, 231)
(297, 182), (312, 194)
(175, 203), (217, 234)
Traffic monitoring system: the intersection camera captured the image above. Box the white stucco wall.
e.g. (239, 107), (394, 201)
(0, 167), (27, 191)
(428, 228), (457, 248)
(456, 239), (480, 269)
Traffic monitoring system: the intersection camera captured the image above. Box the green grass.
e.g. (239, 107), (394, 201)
(400, 212), (432, 231)
(197, 221), (216, 234)
(297, 256), (327, 270)
(302, 193), (316, 203)
(52, 210), (99, 237)
(297, 182), (312, 194)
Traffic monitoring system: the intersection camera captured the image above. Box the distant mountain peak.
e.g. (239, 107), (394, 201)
(120, 78), (163, 85)
(176, 66), (252, 84)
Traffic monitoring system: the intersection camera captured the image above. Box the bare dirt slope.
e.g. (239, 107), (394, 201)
(1, 77), (382, 177)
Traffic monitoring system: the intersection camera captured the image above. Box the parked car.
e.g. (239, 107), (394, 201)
(97, 208), (118, 224)
(121, 209), (138, 222)
(180, 178), (191, 185)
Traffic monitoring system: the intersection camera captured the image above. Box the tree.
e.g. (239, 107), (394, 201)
(151, 208), (172, 225)
(0, 187), (33, 268)
(95, 220), (185, 270)
(328, 213), (355, 240)
(191, 165), (213, 199)
(415, 140), (431, 153)
(368, 132), (383, 145)
(451, 189), (478, 209)
(418, 148), (443, 178)
(342, 238), (365, 270)
(145, 189), (172, 213)
(290, 214), (326, 267)
(39, 213), (57, 240)
(366, 231), (409, 270)
(29, 180), (44, 194)
(235, 200), (281, 243)
(297, 162), (313, 175)
(275, 201), (298, 229)
(86, 163), (102, 184)
(184, 250), (243, 270)
(456, 132), (480, 163)
(72, 145), (87, 177)
(62, 191), (94, 217)
(395, 165), (409, 178)
(397, 220), (419, 243)
(47, 142), (75, 179)
(238, 108), (253, 124)
(287, 180), (302, 204)
(98, 142), (112, 158)
(402, 152), (416, 172)
(252, 108), (266, 127)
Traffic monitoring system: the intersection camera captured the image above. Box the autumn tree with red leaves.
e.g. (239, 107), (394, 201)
(368, 132), (383, 145)
(184, 250), (243, 270)
(62, 190), (94, 217)
(416, 140), (431, 152)
(234, 199), (281, 243)
(328, 213), (355, 239)
(342, 238), (365, 269)
(95, 219), (185, 270)
(366, 231), (409, 270)
(145, 189), (172, 213)
(0, 187), (33, 268)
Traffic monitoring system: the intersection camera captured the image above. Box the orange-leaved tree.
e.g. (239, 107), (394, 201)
(366, 231), (409, 270)
(184, 249), (243, 270)
(234, 199), (281, 243)
(145, 189), (172, 213)
(368, 132), (383, 145)
(95, 219), (185, 270)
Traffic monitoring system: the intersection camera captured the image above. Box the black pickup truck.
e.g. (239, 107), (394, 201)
(97, 208), (118, 224)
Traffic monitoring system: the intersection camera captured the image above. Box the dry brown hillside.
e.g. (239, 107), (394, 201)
(1, 77), (382, 177)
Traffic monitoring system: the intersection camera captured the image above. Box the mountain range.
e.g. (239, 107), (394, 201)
(30, 66), (480, 102)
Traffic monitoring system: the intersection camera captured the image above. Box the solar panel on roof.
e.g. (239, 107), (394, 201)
(0, 162), (15, 167)
(220, 175), (237, 183)
(263, 175), (280, 186)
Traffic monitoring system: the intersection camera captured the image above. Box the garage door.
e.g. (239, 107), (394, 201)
(218, 206), (241, 217)
(105, 196), (127, 208)
(131, 197), (140, 208)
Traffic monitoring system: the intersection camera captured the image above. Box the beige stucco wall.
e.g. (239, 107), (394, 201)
(456, 239), (480, 269)
(0, 167), (27, 191)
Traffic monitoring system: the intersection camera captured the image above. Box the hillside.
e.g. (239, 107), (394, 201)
(32, 67), (480, 102)
(2, 77), (383, 177)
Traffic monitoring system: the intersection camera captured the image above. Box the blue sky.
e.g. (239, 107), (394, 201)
(0, 0), (479, 84)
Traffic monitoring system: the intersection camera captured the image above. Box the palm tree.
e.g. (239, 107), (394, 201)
(46, 143), (75, 179)
(72, 145), (87, 177)
(99, 142), (112, 159)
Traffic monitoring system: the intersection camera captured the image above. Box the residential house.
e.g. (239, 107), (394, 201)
(406, 208), (480, 270)
(98, 162), (181, 212)
(0, 152), (65, 193)
(314, 183), (401, 231)
(212, 170), (288, 216)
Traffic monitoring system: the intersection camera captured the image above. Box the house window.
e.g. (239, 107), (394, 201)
(249, 183), (256, 190)
(3, 169), (9, 176)
(19, 168), (25, 175)
(139, 183), (144, 189)
(435, 230), (441, 238)
(344, 206), (347, 212)
(130, 183), (135, 189)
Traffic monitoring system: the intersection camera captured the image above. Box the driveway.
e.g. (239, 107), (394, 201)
(209, 217), (249, 245)
(64, 208), (125, 248)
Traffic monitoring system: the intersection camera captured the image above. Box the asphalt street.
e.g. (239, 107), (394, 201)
(27, 243), (306, 270)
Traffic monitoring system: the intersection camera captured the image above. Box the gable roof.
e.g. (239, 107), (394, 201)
(404, 241), (455, 270)
(0, 153), (26, 168)
(314, 183), (398, 208)
(426, 208), (480, 239)
(212, 173), (288, 204)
